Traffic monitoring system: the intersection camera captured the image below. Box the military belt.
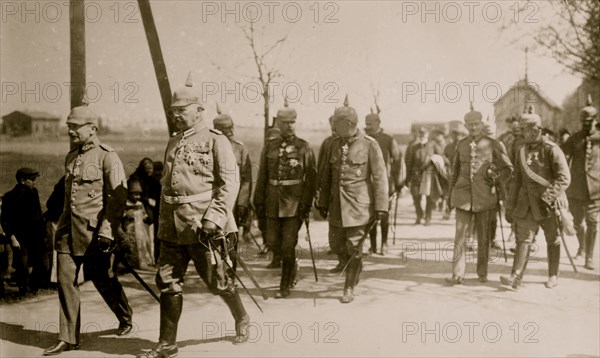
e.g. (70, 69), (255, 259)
(268, 179), (302, 186)
(163, 191), (212, 204)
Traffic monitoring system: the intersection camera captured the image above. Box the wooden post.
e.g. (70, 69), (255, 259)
(137, 0), (175, 135)
(70, 0), (86, 108)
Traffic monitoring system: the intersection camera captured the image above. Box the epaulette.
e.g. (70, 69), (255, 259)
(364, 135), (376, 142)
(543, 138), (559, 148)
(210, 128), (223, 135)
(99, 143), (115, 152)
(232, 139), (244, 146)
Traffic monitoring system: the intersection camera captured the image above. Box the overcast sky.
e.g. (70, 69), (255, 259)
(0, 1), (582, 132)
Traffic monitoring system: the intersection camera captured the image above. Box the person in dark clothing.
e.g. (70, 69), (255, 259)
(1, 168), (47, 294)
(43, 175), (66, 286)
(151, 161), (163, 262)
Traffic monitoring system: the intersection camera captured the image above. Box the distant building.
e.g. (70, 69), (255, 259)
(1, 110), (60, 137)
(494, 79), (562, 134)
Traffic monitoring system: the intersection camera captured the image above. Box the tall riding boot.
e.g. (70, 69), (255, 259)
(501, 243), (530, 288)
(353, 257), (363, 287)
(221, 289), (250, 344)
(368, 225), (377, 254)
(289, 257), (300, 288)
(141, 293), (181, 358)
(547, 242), (560, 287)
(266, 251), (282, 269)
(275, 259), (291, 298)
(575, 224), (586, 259)
(585, 225), (597, 270)
(341, 259), (358, 303)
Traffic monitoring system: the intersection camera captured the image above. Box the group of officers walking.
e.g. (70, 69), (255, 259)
(40, 72), (599, 357)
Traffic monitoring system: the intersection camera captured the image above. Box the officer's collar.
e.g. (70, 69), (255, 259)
(281, 134), (296, 143)
(175, 120), (207, 139)
(79, 137), (99, 153)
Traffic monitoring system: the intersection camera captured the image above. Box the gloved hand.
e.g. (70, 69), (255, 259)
(201, 219), (218, 235)
(237, 206), (249, 224)
(318, 207), (328, 219)
(541, 188), (558, 207)
(98, 236), (115, 253)
(255, 205), (266, 220)
(395, 183), (404, 194)
(376, 211), (388, 221)
(298, 204), (310, 220)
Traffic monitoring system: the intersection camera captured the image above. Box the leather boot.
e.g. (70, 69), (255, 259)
(289, 258), (299, 288)
(547, 242), (560, 278)
(585, 227), (597, 270)
(221, 290), (250, 344)
(512, 243), (530, 279)
(275, 260), (291, 298)
(341, 259), (358, 303)
(146, 293), (182, 357)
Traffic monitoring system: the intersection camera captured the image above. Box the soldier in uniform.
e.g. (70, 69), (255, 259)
(213, 104), (252, 271)
(141, 75), (249, 358)
(254, 99), (317, 298)
(317, 115), (344, 272)
(44, 106), (133, 356)
(364, 110), (403, 255)
(500, 106), (571, 289)
(446, 104), (512, 285)
(562, 95), (599, 270)
(318, 96), (388, 303)
(443, 124), (468, 220)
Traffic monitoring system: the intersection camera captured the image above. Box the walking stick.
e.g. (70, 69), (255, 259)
(303, 219), (319, 282)
(393, 191), (400, 245)
(494, 182), (508, 263)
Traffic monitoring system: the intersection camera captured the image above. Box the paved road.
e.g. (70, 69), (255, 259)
(2, 194), (599, 357)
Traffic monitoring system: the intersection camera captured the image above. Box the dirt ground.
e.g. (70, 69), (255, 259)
(1, 194), (599, 357)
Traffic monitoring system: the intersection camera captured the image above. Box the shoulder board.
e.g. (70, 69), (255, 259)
(543, 138), (559, 148)
(294, 137), (308, 144)
(364, 135), (376, 142)
(232, 139), (244, 146)
(210, 128), (223, 135)
(99, 143), (114, 152)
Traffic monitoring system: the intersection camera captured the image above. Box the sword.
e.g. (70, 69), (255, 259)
(229, 233), (269, 300)
(392, 191), (400, 245)
(304, 219), (318, 282)
(205, 233), (265, 312)
(339, 218), (380, 276)
(243, 225), (262, 252)
(121, 260), (160, 303)
(494, 182), (508, 263)
(552, 204), (578, 274)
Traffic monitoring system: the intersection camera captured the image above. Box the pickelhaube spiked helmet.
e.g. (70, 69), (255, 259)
(276, 97), (297, 121)
(581, 94), (598, 117)
(519, 104), (542, 127)
(463, 102), (483, 124)
(171, 72), (203, 109)
(212, 102), (234, 127)
(333, 95), (358, 124)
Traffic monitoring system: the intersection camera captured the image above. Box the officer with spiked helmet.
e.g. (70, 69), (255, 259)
(254, 98), (317, 298)
(446, 102), (512, 285)
(364, 106), (403, 255)
(213, 103), (253, 271)
(562, 95), (600, 270)
(141, 73), (249, 358)
(500, 105), (571, 289)
(44, 104), (133, 356)
(318, 95), (388, 303)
